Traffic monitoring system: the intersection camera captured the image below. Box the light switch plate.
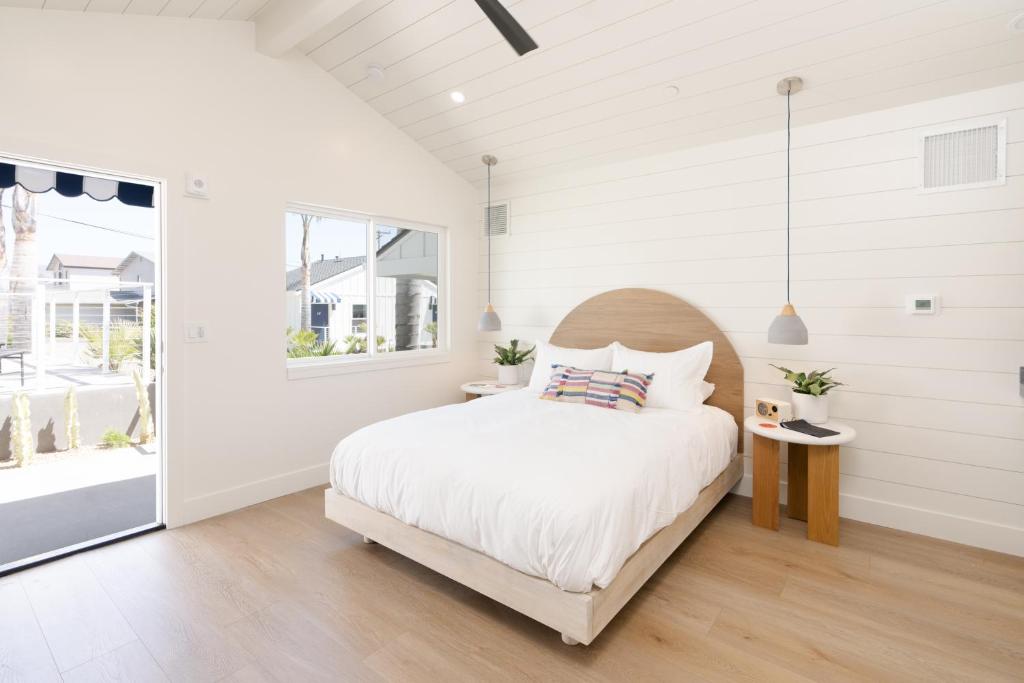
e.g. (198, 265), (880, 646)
(185, 323), (208, 343)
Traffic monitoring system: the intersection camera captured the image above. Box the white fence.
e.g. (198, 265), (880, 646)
(0, 276), (153, 390)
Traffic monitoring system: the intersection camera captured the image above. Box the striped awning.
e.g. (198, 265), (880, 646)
(0, 162), (154, 208)
(310, 291), (343, 304)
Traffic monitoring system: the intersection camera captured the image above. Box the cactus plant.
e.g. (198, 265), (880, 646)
(64, 387), (81, 450)
(132, 368), (154, 445)
(11, 392), (34, 467)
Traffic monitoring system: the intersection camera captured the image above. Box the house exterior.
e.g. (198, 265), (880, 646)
(285, 230), (438, 351)
(44, 252), (153, 328)
(45, 254), (122, 290)
(113, 251), (155, 285)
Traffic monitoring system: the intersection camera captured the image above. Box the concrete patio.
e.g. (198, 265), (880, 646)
(0, 444), (157, 567)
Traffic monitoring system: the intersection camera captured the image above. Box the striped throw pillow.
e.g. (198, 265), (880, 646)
(540, 365), (654, 413)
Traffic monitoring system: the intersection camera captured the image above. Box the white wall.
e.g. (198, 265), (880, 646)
(479, 82), (1024, 556)
(0, 9), (479, 526)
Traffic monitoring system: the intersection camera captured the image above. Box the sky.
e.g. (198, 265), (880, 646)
(284, 213), (367, 272)
(0, 189), (155, 270)
(284, 212), (400, 272)
(0, 190), (397, 277)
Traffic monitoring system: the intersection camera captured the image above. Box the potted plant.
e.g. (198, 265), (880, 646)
(493, 339), (535, 385)
(770, 365), (844, 424)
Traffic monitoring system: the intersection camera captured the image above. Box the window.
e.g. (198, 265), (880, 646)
(351, 303), (367, 333)
(284, 204), (446, 374)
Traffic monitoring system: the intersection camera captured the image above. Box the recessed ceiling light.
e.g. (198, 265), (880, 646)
(665, 85), (680, 97)
(366, 64), (385, 82)
(1010, 12), (1024, 33)
(450, 91), (466, 104)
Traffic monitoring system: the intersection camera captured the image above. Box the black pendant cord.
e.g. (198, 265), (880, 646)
(786, 88), (791, 304)
(487, 163), (492, 304)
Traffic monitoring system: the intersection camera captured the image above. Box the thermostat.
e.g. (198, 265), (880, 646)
(907, 295), (939, 315)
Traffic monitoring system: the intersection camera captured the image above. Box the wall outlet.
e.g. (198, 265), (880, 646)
(185, 323), (208, 343)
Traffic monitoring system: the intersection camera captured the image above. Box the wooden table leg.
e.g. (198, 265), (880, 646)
(752, 434), (780, 530)
(807, 445), (840, 545)
(787, 443), (808, 521)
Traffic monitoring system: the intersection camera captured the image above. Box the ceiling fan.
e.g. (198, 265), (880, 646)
(474, 0), (538, 56)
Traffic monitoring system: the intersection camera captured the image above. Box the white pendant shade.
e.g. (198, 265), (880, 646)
(478, 303), (501, 332)
(767, 303), (808, 345)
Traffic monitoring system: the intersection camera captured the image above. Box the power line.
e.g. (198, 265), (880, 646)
(0, 202), (155, 240)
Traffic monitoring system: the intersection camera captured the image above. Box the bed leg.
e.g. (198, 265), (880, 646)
(362, 536), (376, 544)
(561, 633), (579, 646)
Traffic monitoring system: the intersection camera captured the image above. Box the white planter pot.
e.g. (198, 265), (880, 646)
(791, 392), (829, 424)
(497, 365), (520, 385)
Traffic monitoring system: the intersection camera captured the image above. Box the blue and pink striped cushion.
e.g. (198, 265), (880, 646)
(540, 365), (654, 412)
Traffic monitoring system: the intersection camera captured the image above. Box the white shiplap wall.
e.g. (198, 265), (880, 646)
(476, 81), (1024, 556)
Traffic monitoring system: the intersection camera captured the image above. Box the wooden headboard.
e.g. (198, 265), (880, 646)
(549, 288), (744, 452)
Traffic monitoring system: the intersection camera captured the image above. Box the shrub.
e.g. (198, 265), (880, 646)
(81, 321), (142, 371)
(286, 327), (342, 358)
(54, 319), (73, 338)
(101, 429), (132, 449)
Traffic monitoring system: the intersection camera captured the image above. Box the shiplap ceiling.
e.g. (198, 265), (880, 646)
(7, 0), (1024, 183)
(299, 0), (1024, 184)
(0, 0), (270, 19)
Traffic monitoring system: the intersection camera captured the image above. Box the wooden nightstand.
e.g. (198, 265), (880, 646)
(460, 380), (523, 402)
(744, 415), (856, 546)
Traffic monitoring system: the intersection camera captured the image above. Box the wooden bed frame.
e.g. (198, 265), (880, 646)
(324, 288), (744, 646)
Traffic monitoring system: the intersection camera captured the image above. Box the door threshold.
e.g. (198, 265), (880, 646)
(0, 522), (165, 577)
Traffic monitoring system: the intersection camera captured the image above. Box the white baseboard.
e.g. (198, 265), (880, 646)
(172, 462), (330, 528)
(733, 474), (1024, 557)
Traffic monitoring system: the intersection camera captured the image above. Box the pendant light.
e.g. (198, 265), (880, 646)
(767, 76), (809, 345)
(478, 154), (502, 332)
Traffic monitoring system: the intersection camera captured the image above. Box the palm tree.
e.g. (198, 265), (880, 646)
(0, 188), (8, 346)
(299, 213), (314, 331)
(10, 186), (37, 350)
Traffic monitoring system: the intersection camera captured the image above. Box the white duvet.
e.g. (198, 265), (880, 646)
(330, 390), (737, 593)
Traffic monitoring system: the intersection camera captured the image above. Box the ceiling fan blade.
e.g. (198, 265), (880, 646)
(474, 0), (538, 56)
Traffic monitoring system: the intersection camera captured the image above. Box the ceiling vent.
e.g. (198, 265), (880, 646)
(919, 120), (1005, 193)
(483, 202), (509, 237)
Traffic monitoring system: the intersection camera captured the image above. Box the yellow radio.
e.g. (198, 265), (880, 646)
(754, 398), (792, 422)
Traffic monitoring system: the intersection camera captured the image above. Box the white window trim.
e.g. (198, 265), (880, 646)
(284, 202), (449, 381)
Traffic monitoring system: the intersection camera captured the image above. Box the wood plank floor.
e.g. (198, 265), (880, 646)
(2, 489), (1022, 682)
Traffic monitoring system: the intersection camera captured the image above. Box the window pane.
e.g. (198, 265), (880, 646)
(374, 225), (439, 352)
(284, 211), (368, 359)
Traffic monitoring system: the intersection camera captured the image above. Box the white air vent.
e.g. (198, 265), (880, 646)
(483, 202), (509, 237)
(919, 120), (1005, 192)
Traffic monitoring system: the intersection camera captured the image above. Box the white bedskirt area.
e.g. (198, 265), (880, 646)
(329, 390), (737, 592)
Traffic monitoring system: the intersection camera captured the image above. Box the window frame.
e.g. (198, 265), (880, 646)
(284, 202), (449, 381)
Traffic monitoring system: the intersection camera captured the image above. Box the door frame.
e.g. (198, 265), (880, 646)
(0, 151), (167, 574)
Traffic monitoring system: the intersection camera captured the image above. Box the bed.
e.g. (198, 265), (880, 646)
(324, 288), (744, 645)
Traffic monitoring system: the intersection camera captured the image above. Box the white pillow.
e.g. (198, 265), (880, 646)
(527, 340), (614, 393)
(611, 341), (714, 411)
(700, 381), (715, 402)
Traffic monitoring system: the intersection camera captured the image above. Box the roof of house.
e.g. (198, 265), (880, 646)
(285, 256), (365, 291)
(46, 254), (124, 271)
(113, 250), (155, 274)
